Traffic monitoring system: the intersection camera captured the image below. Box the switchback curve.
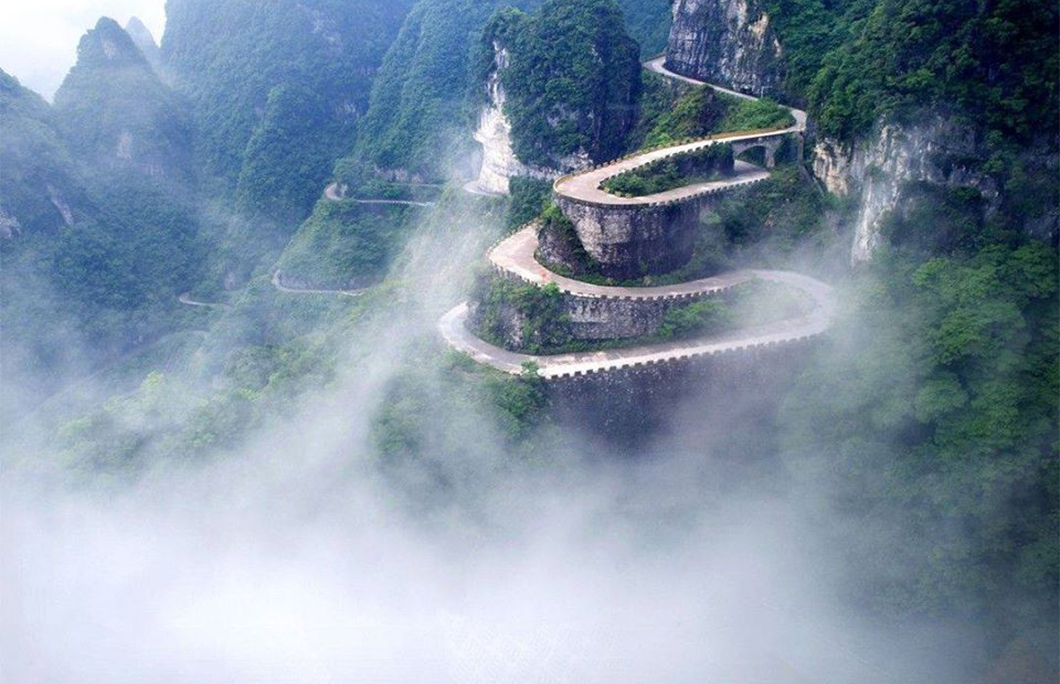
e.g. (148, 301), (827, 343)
(440, 268), (834, 379)
(440, 55), (831, 379)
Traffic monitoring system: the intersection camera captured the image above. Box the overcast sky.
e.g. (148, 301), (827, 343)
(0, 0), (166, 100)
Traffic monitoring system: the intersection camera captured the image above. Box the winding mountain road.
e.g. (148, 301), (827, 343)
(491, 223), (757, 300)
(553, 58), (806, 208)
(324, 182), (435, 207)
(441, 56), (832, 378)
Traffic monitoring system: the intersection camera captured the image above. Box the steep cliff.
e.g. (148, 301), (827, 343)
(666, 0), (783, 96)
(548, 197), (703, 279)
(479, 1), (641, 172)
(470, 42), (557, 194)
(813, 114), (1057, 261)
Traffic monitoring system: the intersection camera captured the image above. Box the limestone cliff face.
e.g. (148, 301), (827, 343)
(812, 115), (1001, 261)
(666, 0), (783, 96)
(550, 198), (703, 279)
(471, 43), (560, 195)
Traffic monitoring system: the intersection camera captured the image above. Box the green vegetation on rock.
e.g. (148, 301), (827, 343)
(278, 199), (421, 290)
(480, 0), (641, 168)
(602, 144), (734, 196)
(472, 277), (573, 354)
(633, 82), (793, 150)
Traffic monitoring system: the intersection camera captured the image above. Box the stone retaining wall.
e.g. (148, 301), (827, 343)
(552, 196), (705, 278)
(549, 336), (822, 442)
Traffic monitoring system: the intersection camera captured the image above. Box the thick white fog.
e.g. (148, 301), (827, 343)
(1, 212), (980, 684)
(0, 0), (164, 98)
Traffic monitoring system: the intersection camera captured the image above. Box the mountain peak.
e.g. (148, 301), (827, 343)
(73, 17), (148, 69)
(124, 16), (161, 70)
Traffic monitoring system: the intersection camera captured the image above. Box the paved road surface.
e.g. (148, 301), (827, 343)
(555, 158), (770, 207)
(440, 269), (835, 379)
(490, 224), (756, 300)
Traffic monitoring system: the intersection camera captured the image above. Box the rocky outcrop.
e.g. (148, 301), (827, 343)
(563, 294), (710, 340)
(666, 0), (783, 96)
(550, 197), (704, 279)
(812, 114), (1001, 261)
(0, 209), (22, 239)
(471, 42), (560, 195)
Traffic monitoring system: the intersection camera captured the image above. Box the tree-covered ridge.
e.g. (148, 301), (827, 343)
(53, 18), (193, 185)
(480, 0), (641, 168)
(124, 16), (162, 72)
(755, 0), (1059, 144)
(162, 0), (415, 214)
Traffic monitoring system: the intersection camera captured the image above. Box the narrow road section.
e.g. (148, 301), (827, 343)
(643, 56), (808, 129)
(324, 182), (435, 207)
(271, 270), (365, 298)
(178, 293), (229, 309)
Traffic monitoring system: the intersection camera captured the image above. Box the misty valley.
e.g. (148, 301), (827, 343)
(0, 0), (1057, 682)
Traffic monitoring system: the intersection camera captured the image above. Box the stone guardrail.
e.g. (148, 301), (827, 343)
(545, 335), (822, 381)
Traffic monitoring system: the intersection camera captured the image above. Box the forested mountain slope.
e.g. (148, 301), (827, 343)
(0, 2), (1056, 679)
(1, 23), (203, 423)
(161, 0), (416, 218)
